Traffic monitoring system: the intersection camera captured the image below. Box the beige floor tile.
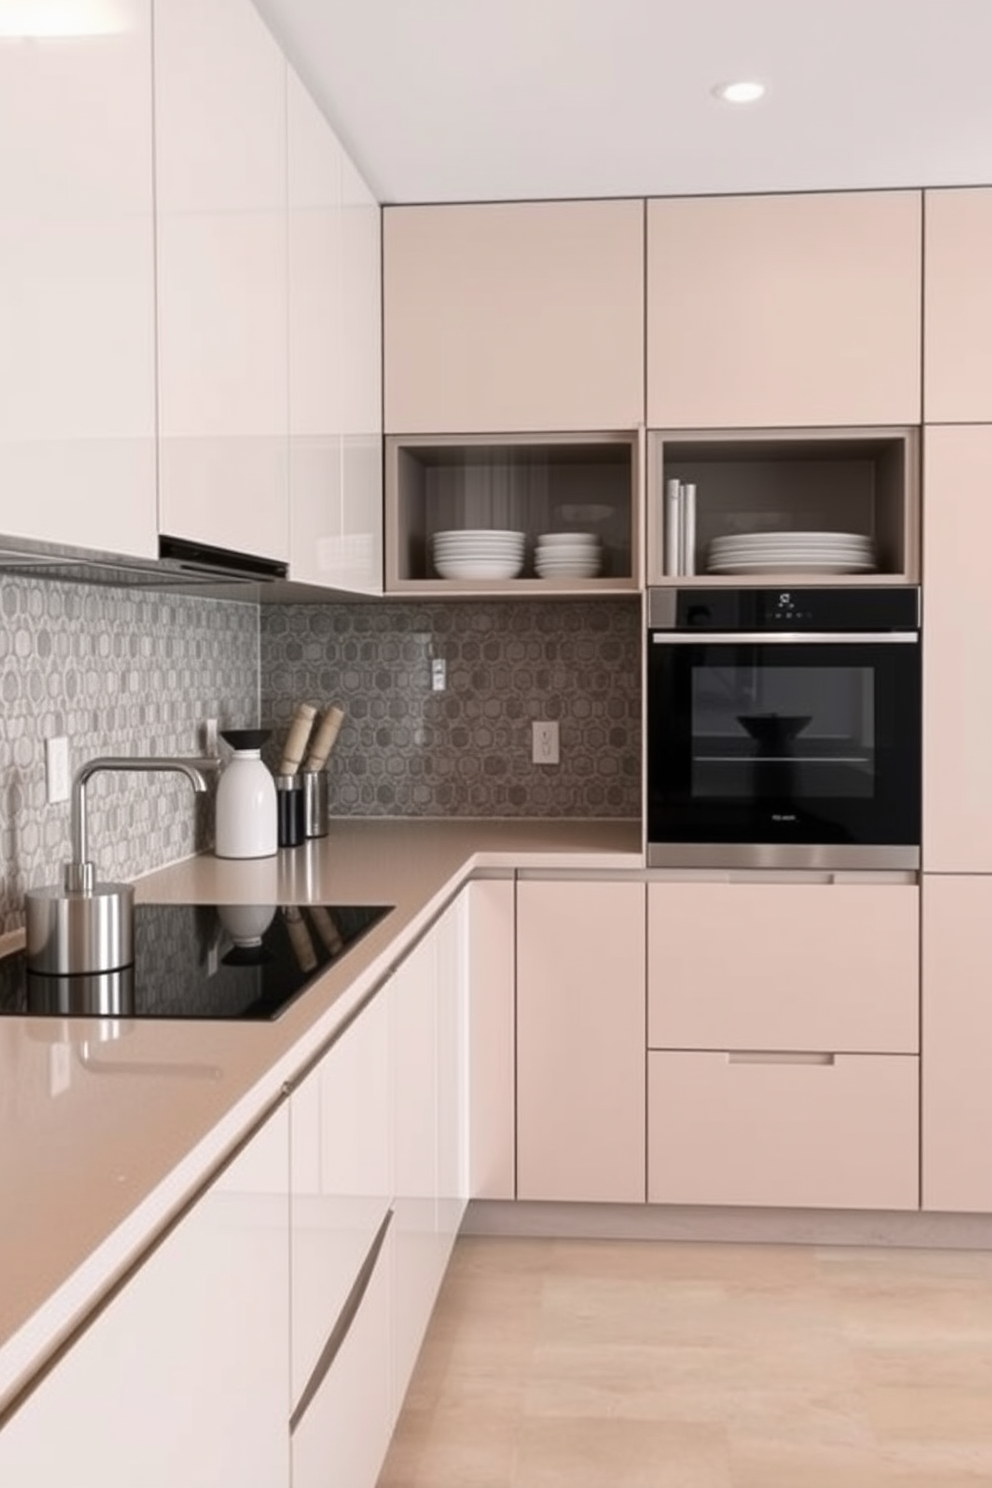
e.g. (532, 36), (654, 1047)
(514, 1416), (732, 1488)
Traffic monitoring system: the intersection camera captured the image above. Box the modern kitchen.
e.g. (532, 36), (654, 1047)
(3, 0), (992, 1484)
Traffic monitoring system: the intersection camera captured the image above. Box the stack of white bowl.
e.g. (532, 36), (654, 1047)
(431, 529), (526, 580)
(534, 532), (602, 579)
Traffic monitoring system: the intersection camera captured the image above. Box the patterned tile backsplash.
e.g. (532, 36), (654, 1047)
(0, 581), (641, 933)
(260, 599), (642, 821)
(0, 579), (259, 933)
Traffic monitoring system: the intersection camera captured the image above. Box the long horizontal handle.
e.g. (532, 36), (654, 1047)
(726, 1051), (836, 1066)
(651, 631), (918, 645)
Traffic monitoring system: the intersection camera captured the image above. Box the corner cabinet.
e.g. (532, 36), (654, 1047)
(0, 1105), (291, 1488)
(383, 199), (645, 434)
(153, 0), (290, 562)
(516, 878), (646, 1203)
(646, 190), (922, 430)
(0, 0), (157, 559)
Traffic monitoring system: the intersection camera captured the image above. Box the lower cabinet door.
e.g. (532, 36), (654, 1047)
(290, 1222), (394, 1488)
(648, 1051), (919, 1210)
(0, 1105), (291, 1488)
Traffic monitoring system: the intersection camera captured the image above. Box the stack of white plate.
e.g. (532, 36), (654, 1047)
(431, 529), (525, 580)
(707, 531), (877, 575)
(534, 532), (602, 579)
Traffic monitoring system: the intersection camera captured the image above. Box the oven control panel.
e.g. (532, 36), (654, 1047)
(647, 586), (920, 632)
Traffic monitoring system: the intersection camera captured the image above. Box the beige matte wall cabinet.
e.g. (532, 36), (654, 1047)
(646, 191), (922, 429)
(383, 200), (645, 433)
(924, 187), (992, 422)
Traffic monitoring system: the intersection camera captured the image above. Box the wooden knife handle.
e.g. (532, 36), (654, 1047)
(303, 706), (346, 772)
(278, 703), (317, 776)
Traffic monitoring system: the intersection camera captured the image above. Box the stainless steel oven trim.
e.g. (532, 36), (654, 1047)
(650, 632), (918, 645)
(646, 843), (920, 871)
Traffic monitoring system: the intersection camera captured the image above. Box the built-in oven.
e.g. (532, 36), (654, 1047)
(646, 587), (921, 869)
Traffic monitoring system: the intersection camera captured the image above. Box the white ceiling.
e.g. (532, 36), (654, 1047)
(254, 0), (992, 205)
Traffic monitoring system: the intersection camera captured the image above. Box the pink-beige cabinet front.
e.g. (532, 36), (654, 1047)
(383, 200), (645, 433)
(0, 0), (157, 559)
(647, 880), (919, 1210)
(924, 187), (992, 422)
(922, 875), (992, 1213)
(922, 425), (992, 872)
(154, 0), (289, 561)
(516, 879), (646, 1203)
(0, 1106), (291, 1487)
(646, 191), (922, 429)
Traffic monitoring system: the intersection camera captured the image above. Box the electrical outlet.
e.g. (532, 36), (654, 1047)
(431, 658), (447, 692)
(532, 720), (560, 765)
(202, 717), (219, 756)
(45, 735), (70, 803)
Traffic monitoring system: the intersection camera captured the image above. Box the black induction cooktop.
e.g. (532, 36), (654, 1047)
(0, 902), (392, 1022)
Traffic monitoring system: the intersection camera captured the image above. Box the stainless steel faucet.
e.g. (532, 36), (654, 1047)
(26, 755), (219, 976)
(63, 756), (216, 893)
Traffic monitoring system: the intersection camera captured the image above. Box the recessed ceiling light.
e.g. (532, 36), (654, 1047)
(712, 80), (766, 105)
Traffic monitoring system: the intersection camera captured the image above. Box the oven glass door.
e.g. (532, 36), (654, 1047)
(647, 636), (920, 851)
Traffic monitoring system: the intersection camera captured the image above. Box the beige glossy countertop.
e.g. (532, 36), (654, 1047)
(0, 818), (641, 1416)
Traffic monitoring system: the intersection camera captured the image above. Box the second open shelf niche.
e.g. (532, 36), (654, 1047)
(385, 431), (641, 594)
(646, 427), (920, 586)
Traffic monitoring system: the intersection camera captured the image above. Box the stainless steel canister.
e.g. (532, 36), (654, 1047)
(302, 770), (328, 838)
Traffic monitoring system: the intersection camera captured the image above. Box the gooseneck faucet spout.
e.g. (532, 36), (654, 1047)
(65, 757), (217, 894)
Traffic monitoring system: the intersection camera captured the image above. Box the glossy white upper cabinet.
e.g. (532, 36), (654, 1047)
(287, 68), (383, 595)
(383, 199), (645, 433)
(0, 1105), (291, 1487)
(339, 153), (383, 593)
(286, 66), (345, 587)
(153, 0), (289, 560)
(647, 190), (922, 429)
(0, 3), (157, 558)
(924, 187), (992, 423)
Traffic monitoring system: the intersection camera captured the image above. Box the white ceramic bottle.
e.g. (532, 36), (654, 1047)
(215, 729), (277, 859)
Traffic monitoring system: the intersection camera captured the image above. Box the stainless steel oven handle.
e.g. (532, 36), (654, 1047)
(650, 631), (919, 645)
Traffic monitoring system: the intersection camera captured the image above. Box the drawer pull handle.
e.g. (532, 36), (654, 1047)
(726, 1051), (836, 1066)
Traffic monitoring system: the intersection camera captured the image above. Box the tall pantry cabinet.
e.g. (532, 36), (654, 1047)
(920, 188), (992, 1212)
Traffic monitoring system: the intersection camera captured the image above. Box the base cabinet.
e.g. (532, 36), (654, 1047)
(0, 1106), (291, 1488)
(922, 874), (992, 1213)
(516, 879), (646, 1203)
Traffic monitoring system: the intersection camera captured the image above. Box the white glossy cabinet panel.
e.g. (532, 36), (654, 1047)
(922, 425), (992, 872)
(0, 1106), (291, 1487)
(435, 895), (469, 1256)
(384, 199), (645, 433)
(287, 66), (344, 589)
(466, 878), (516, 1200)
(0, 3), (156, 558)
(154, 0), (289, 560)
(648, 1051), (919, 1210)
(648, 881), (919, 1054)
(290, 1225), (394, 1488)
(516, 879), (646, 1203)
(646, 191), (922, 429)
(922, 875), (992, 1213)
(289, 990), (391, 1408)
(924, 187), (992, 423)
(340, 154), (383, 594)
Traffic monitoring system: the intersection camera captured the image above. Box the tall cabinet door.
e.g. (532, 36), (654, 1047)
(646, 190), (922, 429)
(383, 199), (645, 433)
(286, 66), (344, 588)
(0, 1), (157, 558)
(516, 879), (646, 1203)
(922, 875), (992, 1212)
(153, 0), (289, 560)
(339, 155), (383, 594)
(924, 187), (992, 422)
(922, 425), (992, 872)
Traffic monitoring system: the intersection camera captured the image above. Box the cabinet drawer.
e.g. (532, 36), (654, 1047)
(648, 883), (919, 1052)
(648, 1050), (919, 1210)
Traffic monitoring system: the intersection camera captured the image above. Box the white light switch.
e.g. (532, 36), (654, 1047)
(46, 736), (70, 803)
(532, 720), (560, 765)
